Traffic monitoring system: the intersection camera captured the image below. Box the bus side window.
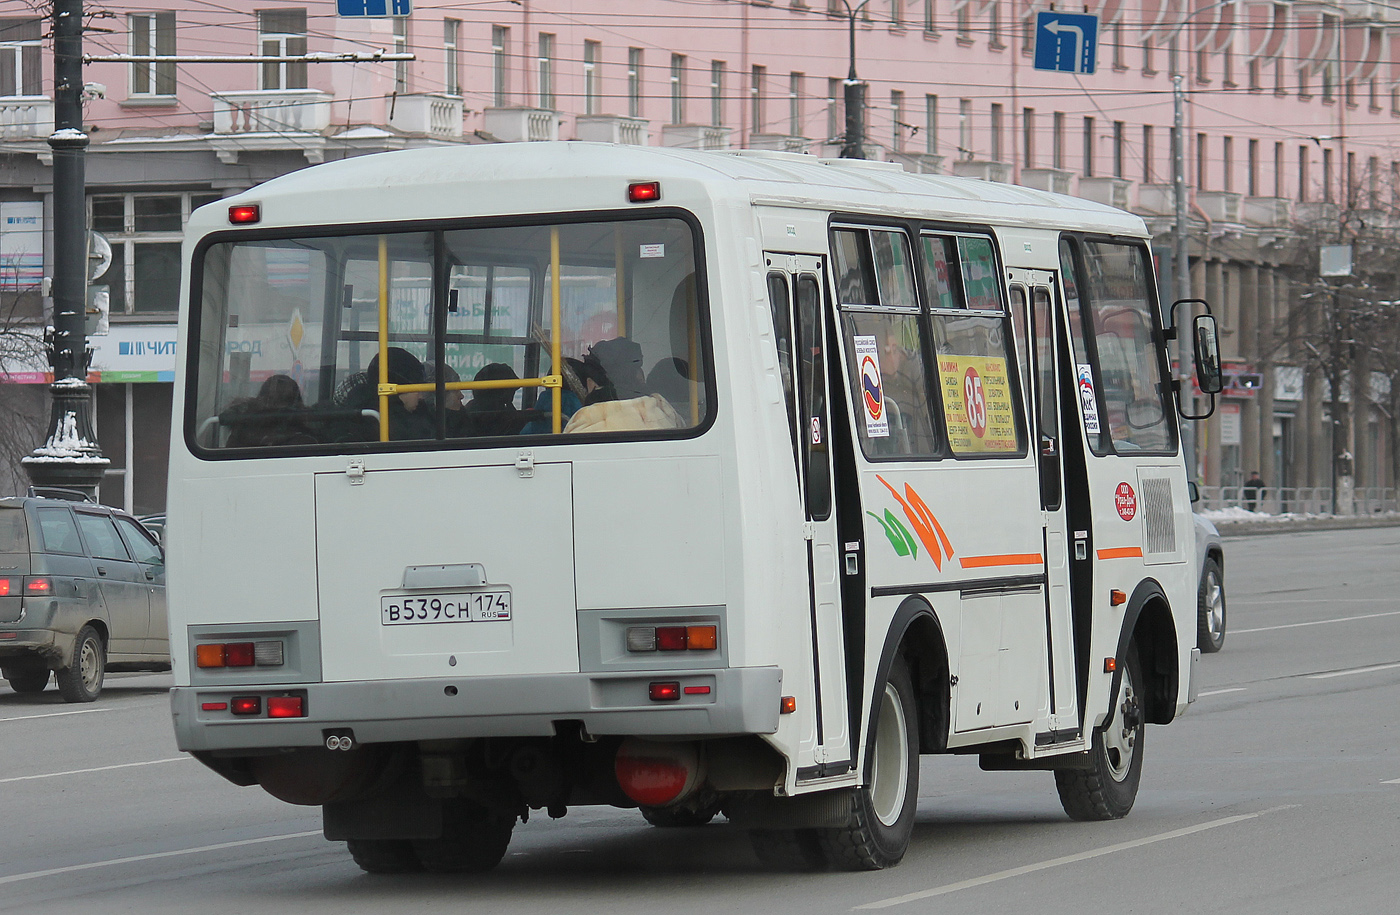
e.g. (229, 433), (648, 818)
(766, 272), (801, 472)
(796, 275), (832, 520)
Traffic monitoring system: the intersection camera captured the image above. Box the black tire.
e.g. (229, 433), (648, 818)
(411, 806), (514, 874)
(56, 625), (105, 703)
(1055, 645), (1145, 821)
(346, 839), (422, 874)
(814, 655), (919, 870)
(748, 828), (825, 871)
(641, 800), (723, 828)
(1197, 557), (1226, 653)
(5, 668), (50, 693)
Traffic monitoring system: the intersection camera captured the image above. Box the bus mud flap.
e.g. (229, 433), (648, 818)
(726, 788), (856, 829)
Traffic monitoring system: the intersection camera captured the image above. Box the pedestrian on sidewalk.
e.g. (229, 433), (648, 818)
(1243, 471), (1265, 512)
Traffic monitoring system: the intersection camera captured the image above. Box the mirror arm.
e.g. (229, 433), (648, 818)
(1178, 389), (1217, 421)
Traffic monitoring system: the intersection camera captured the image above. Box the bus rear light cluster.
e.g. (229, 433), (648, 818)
(196, 640), (285, 668)
(207, 694), (306, 718)
(626, 624), (718, 653)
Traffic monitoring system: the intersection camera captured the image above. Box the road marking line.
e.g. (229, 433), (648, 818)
(0, 757), (189, 785)
(1382, 778), (1400, 785)
(1197, 688), (1246, 697)
(0, 830), (324, 886)
(1306, 662), (1400, 680)
(1232, 610), (1400, 635)
(0, 708), (112, 723)
(854, 806), (1297, 910)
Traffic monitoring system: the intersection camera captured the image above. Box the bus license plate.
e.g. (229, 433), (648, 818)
(381, 590), (512, 625)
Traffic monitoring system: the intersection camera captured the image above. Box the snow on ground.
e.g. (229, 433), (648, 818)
(1200, 506), (1400, 524)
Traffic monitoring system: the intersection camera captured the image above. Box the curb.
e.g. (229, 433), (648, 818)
(1214, 515), (1400, 537)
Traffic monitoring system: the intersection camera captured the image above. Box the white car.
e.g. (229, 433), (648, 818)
(1190, 491), (1226, 653)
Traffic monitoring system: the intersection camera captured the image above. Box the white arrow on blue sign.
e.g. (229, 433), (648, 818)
(1033, 11), (1099, 74)
(337, 0), (411, 16)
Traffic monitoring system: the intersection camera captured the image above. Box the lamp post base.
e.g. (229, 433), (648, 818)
(21, 380), (110, 498)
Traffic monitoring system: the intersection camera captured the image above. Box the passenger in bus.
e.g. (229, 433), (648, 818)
(563, 338), (685, 433)
(519, 357), (589, 435)
(880, 333), (934, 453)
(459, 363), (528, 437)
(339, 348), (434, 441)
(224, 373), (316, 447)
(646, 357), (692, 411)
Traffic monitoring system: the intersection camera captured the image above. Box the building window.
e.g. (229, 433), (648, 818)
(1344, 78), (1356, 108)
(1142, 125), (1154, 183)
(1274, 59), (1285, 96)
(1298, 145), (1308, 201)
(1111, 120), (1124, 178)
(925, 93), (938, 155)
(129, 13), (176, 97)
(790, 71), (803, 136)
(538, 33), (555, 109)
(1321, 63), (1334, 103)
(1247, 57), (1260, 91)
(1370, 78), (1379, 112)
(1222, 136), (1233, 192)
(924, 0), (936, 33)
(1368, 155), (1379, 208)
(1274, 142), (1284, 197)
(959, 98), (972, 158)
(628, 48), (642, 118)
(956, 3), (971, 41)
(1052, 111), (1064, 169)
(1082, 116), (1094, 177)
(89, 192), (221, 314)
(670, 53), (686, 125)
(1297, 66), (1310, 99)
(1248, 138), (1258, 196)
(1112, 23), (1126, 69)
(492, 26), (509, 106)
(0, 18), (42, 97)
(1195, 132), (1207, 189)
(257, 9), (307, 91)
(988, 1), (1002, 48)
(1322, 146), (1333, 202)
(392, 18), (409, 93)
(990, 102), (1003, 161)
(1142, 39), (1154, 75)
(583, 40), (601, 115)
(1222, 44), (1234, 85)
(710, 60), (725, 127)
(892, 90), (905, 151)
(1346, 151), (1356, 205)
(751, 64), (766, 134)
(444, 19), (461, 97)
(891, 0), (904, 27)
(1023, 107), (1035, 168)
(1196, 45), (1209, 83)
(829, 77), (844, 144)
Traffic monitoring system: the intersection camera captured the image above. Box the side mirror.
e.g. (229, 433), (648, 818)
(1193, 313), (1223, 394)
(1187, 480), (1200, 504)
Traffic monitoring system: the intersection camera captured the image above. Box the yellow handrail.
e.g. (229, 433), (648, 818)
(550, 227), (562, 434)
(376, 236), (389, 442)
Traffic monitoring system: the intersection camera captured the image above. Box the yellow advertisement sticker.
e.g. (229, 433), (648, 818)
(939, 355), (1018, 453)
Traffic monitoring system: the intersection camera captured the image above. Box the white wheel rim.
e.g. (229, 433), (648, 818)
(870, 682), (909, 827)
(1205, 571), (1225, 642)
(1102, 663), (1139, 782)
(80, 640), (101, 692)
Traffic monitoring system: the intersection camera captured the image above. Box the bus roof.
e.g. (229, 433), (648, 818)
(208, 142), (1149, 239)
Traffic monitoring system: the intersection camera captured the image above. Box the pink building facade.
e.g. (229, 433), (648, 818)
(2, 0), (1397, 510)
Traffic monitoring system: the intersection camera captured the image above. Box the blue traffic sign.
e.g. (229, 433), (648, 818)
(337, 0), (410, 16)
(1033, 11), (1099, 74)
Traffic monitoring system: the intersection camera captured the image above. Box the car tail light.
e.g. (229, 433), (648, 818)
(0, 577), (13, 596)
(24, 576), (52, 595)
(230, 696), (261, 715)
(267, 696), (305, 718)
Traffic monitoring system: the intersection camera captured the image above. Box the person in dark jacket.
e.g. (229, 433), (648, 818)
(1243, 471), (1265, 512)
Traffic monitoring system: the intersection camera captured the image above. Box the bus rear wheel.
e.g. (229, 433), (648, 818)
(346, 839), (421, 874)
(411, 804), (515, 874)
(1055, 644), (1145, 821)
(815, 656), (919, 870)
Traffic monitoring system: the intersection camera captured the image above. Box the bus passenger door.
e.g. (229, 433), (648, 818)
(1009, 273), (1082, 738)
(766, 254), (851, 773)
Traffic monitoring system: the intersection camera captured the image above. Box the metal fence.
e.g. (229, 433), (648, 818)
(1196, 485), (1400, 515)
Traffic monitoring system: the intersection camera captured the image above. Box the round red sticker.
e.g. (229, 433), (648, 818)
(1115, 482), (1137, 521)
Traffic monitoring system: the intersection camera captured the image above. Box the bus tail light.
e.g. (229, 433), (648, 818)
(231, 696), (261, 716)
(614, 737), (703, 807)
(267, 696), (305, 718)
(228, 204), (260, 224)
(648, 681), (681, 701)
(197, 639), (285, 668)
(225, 642), (256, 667)
(627, 181), (661, 203)
(655, 627), (687, 651)
(626, 624), (719, 653)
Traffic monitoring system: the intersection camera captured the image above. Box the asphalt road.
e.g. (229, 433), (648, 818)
(2, 525), (1399, 914)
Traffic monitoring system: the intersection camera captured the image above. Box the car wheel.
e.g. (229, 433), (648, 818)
(6, 668), (50, 693)
(1055, 644), (1144, 821)
(346, 839), (422, 874)
(56, 625), (105, 703)
(1197, 557), (1226, 653)
(813, 655), (919, 870)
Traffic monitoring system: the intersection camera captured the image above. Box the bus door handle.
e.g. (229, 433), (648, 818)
(1041, 436), (1058, 458)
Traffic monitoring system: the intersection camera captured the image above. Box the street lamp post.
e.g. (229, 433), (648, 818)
(1172, 72), (1195, 481)
(22, 0), (109, 496)
(838, 0), (873, 159)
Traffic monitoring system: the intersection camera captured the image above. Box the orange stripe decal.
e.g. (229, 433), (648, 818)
(1096, 546), (1144, 560)
(959, 553), (1044, 569)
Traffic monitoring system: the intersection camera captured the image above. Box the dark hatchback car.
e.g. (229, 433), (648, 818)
(0, 489), (169, 702)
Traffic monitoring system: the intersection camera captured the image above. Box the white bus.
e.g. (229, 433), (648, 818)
(167, 143), (1222, 873)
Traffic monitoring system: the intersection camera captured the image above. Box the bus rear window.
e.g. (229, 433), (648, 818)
(190, 217), (709, 453)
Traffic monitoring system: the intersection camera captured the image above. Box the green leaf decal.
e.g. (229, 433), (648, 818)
(868, 509), (918, 559)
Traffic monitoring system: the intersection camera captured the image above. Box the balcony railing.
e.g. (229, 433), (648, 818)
(1077, 176), (1133, 211)
(211, 90), (332, 134)
(1019, 167), (1074, 195)
(575, 115), (649, 145)
(0, 96), (54, 139)
(1196, 190), (1243, 223)
(661, 124), (732, 150)
(483, 107), (561, 142)
(387, 93), (463, 138)
(886, 151), (944, 174)
(749, 133), (810, 153)
(951, 159), (1011, 183)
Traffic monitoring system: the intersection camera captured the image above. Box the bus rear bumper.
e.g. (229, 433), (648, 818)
(171, 666), (784, 752)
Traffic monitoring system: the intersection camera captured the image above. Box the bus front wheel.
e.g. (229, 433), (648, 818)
(1055, 644), (1145, 820)
(816, 655), (919, 870)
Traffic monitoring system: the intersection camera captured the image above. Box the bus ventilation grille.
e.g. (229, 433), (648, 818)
(1141, 478), (1176, 554)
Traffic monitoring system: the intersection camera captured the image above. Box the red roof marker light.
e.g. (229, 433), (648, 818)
(627, 181), (661, 203)
(229, 204), (261, 224)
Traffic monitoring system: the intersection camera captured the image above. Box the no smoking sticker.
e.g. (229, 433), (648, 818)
(1115, 482), (1137, 521)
